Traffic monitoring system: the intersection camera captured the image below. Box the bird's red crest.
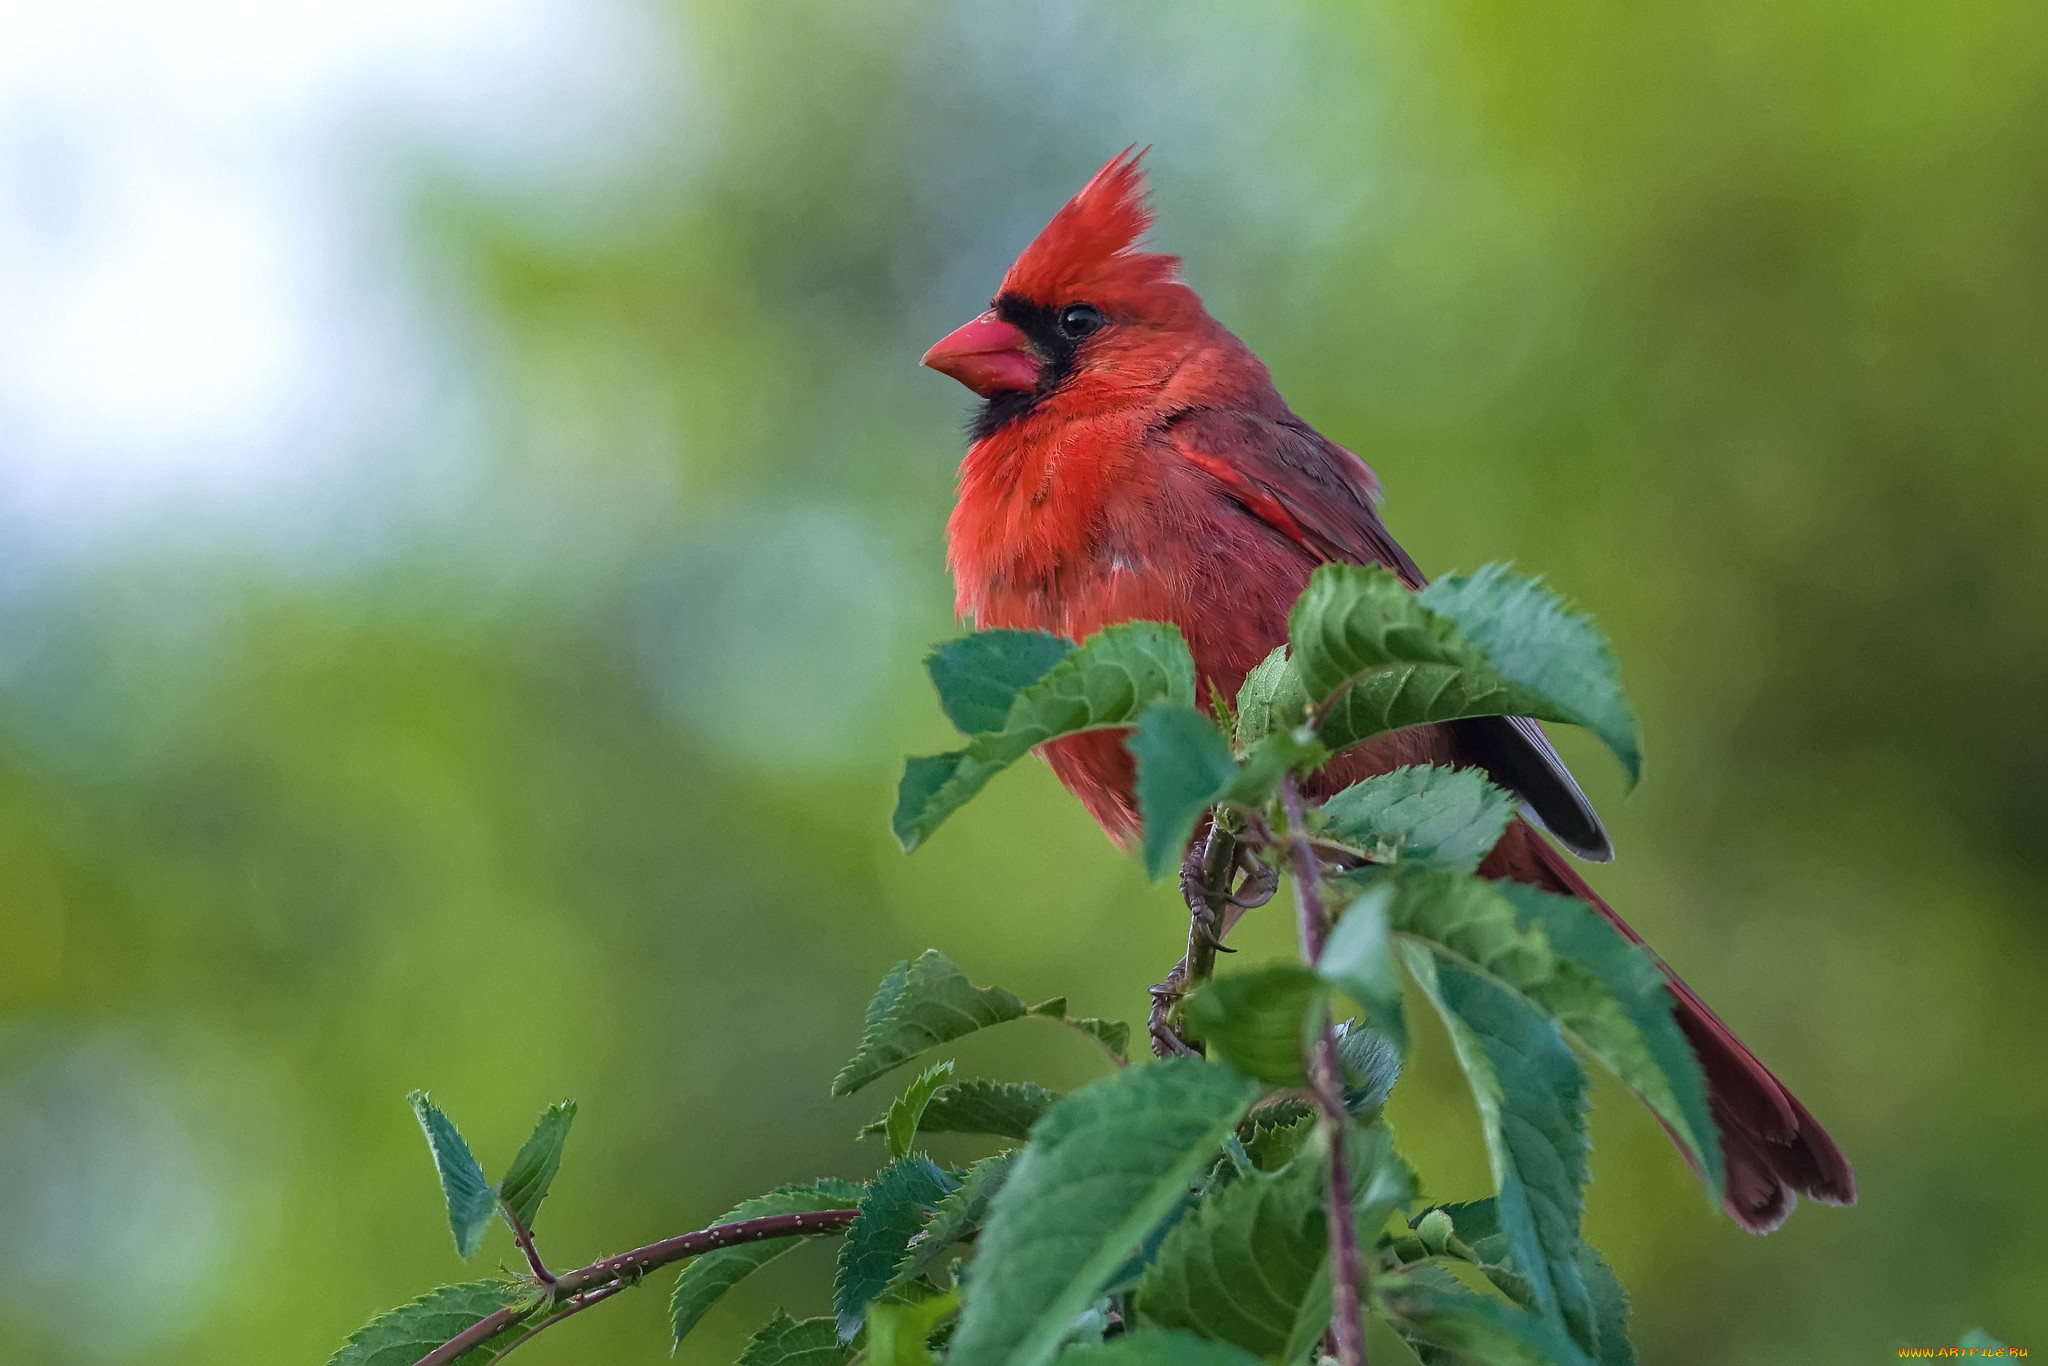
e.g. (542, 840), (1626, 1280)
(1000, 148), (1181, 305)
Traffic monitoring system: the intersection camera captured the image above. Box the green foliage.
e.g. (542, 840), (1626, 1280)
(670, 1181), (865, 1347)
(407, 1093), (497, 1260)
(884, 1061), (957, 1160)
(1057, 1331), (1262, 1366)
(1318, 765), (1518, 873)
(1180, 964), (1322, 1086)
(738, 1313), (851, 1366)
(834, 1155), (959, 1339)
(945, 1059), (1260, 1366)
(328, 1281), (530, 1366)
(338, 568), (1726, 1366)
(496, 1100), (575, 1233)
(1129, 702), (1239, 880)
(925, 629), (1073, 736)
(894, 622), (1197, 850)
(864, 1288), (961, 1366)
(1283, 563), (1640, 781)
(865, 1079), (1059, 1144)
(1318, 885), (1409, 1054)
(1377, 1268), (1594, 1366)
(892, 1150), (1016, 1287)
(1402, 949), (1594, 1352)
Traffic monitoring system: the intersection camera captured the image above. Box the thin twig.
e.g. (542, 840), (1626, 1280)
(412, 1208), (859, 1366)
(490, 1282), (623, 1361)
(1282, 775), (1369, 1366)
(499, 1200), (554, 1286)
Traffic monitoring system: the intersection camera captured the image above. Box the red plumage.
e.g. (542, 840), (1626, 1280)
(925, 149), (1853, 1233)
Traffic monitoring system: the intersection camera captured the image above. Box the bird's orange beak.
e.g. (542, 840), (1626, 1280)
(921, 311), (1040, 397)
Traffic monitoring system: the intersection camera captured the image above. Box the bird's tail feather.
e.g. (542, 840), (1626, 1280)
(1480, 818), (1857, 1233)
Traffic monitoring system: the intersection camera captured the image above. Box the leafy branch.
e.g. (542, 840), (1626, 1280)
(326, 561), (1880, 1366)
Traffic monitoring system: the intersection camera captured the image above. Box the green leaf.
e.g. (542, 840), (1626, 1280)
(495, 1101), (575, 1234)
(1959, 1330), (2011, 1351)
(1406, 1197), (1629, 1361)
(864, 1080), (1059, 1143)
(1273, 1125), (1422, 1359)
(1401, 948), (1594, 1351)
(835, 1156), (960, 1338)
(1236, 1104), (1316, 1172)
(737, 1312), (852, 1366)
(892, 1150), (1017, 1287)
(1318, 765), (1517, 873)
(1057, 1330), (1262, 1366)
(1027, 996), (1132, 1062)
(407, 1092), (496, 1260)
(1376, 1267), (1594, 1366)
(834, 951), (1032, 1096)
(1285, 563), (1640, 782)
(946, 1059), (1261, 1366)
(885, 1062), (957, 1160)
(1494, 883), (1723, 1201)
(926, 629), (1074, 736)
(1333, 1019), (1401, 1118)
(1420, 565), (1640, 784)
(328, 1281), (529, 1366)
(1128, 702), (1238, 881)
(669, 1180), (865, 1346)
(1180, 964), (1323, 1087)
(865, 1287), (961, 1366)
(1385, 871), (1721, 1202)
(1133, 1137), (1328, 1353)
(1232, 645), (1309, 751)
(1318, 886), (1408, 1055)
(894, 622), (1197, 850)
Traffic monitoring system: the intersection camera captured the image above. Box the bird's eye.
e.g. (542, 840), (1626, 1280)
(1058, 303), (1105, 339)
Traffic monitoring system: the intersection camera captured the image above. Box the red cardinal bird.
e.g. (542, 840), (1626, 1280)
(922, 149), (1853, 1233)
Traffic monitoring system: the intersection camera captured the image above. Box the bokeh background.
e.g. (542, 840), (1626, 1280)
(1, 1), (2043, 1361)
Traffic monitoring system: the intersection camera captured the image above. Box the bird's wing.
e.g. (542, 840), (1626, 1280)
(1163, 407), (1613, 862)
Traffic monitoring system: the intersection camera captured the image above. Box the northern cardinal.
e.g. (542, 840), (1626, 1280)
(921, 150), (1853, 1233)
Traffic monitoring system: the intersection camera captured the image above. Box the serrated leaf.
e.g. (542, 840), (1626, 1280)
(1058, 1330), (1262, 1366)
(1386, 871), (1720, 1201)
(1493, 883), (1722, 1201)
(865, 1286), (960, 1366)
(946, 1059), (1260, 1366)
(1420, 565), (1639, 784)
(885, 1062), (957, 1160)
(1319, 887), (1408, 1055)
(1333, 1019), (1401, 1118)
(1129, 702), (1237, 881)
(408, 1092), (496, 1260)
(1133, 1138), (1327, 1353)
(927, 629), (1074, 736)
(1028, 997), (1131, 1063)
(1579, 1240), (1635, 1366)
(1401, 947), (1594, 1351)
(1285, 563), (1639, 782)
(835, 1156), (960, 1339)
(670, 1180), (865, 1346)
(1270, 1125), (1421, 1359)
(894, 622), (1197, 850)
(892, 1150), (1016, 1287)
(1180, 964), (1322, 1086)
(496, 1101), (575, 1234)
(1318, 765), (1517, 873)
(1376, 1267), (1594, 1366)
(1236, 1104), (1316, 1172)
(1407, 1197), (1629, 1361)
(864, 1080), (1059, 1143)
(1233, 646), (1309, 752)
(835, 952), (1032, 1096)
(328, 1280), (528, 1366)
(738, 1312), (852, 1366)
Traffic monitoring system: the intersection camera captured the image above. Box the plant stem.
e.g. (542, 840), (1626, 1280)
(412, 1208), (858, 1366)
(1282, 776), (1369, 1366)
(500, 1200), (554, 1286)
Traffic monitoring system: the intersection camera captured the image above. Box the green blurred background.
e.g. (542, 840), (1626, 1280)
(0, 1), (2042, 1361)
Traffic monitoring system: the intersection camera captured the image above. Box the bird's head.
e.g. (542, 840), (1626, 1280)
(922, 149), (1210, 436)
